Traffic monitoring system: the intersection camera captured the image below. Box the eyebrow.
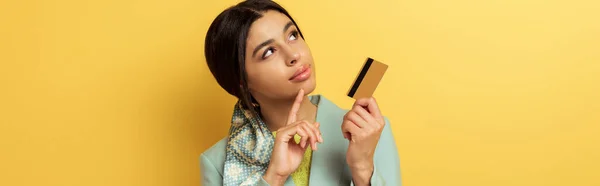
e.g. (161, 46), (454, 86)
(252, 21), (296, 58)
(282, 21), (294, 34)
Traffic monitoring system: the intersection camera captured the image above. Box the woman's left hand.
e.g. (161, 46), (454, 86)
(341, 97), (385, 185)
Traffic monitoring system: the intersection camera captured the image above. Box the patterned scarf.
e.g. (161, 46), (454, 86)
(222, 100), (275, 185)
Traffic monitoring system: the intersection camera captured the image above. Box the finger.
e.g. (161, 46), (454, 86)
(287, 89), (305, 125)
(346, 111), (368, 129)
(341, 120), (361, 142)
(352, 98), (370, 109)
(341, 120), (361, 135)
(307, 121), (322, 144)
(307, 122), (322, 144)
(274, 126), (293, 143)
(343, 132), (350, 140)
(367, 97), (383, 120)
(353, 97), (383, 121)
(342, 127), (352, 141)
(294, 124), (310, 148)
(298, 121), (316, 150)
(314, 122), (323, 143)
(277, 123), (306, 145)
(353, 105), (376, 127)
(301, 124), (318, 150)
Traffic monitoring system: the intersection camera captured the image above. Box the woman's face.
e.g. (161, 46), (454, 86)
(244, 10), (316, 102)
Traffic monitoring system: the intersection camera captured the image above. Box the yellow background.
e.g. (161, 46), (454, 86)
(1, 0), (599, 185)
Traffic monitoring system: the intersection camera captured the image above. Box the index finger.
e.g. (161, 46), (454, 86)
(287, 88), (304, 125)
(353, 97), (382, 119)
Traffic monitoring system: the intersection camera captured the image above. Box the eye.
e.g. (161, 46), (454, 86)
(262, 48), (274, 59)
(289, 30), (299, 41)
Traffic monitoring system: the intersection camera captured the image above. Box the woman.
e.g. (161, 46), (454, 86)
(200, 0), (401, 185)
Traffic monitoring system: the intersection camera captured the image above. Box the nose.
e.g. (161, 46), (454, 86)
(285, 46), (301, 67)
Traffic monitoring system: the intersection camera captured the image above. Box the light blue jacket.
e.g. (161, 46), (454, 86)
(200, 95), (402, 185)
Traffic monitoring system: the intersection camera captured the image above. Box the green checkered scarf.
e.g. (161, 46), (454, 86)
(222, 100), (274, 185)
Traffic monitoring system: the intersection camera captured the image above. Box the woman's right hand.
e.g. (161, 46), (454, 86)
(262, 89), (323, 185)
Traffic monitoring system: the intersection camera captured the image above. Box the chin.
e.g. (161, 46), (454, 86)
(302, 78), (317, 95)
(285, 73), (316, 97)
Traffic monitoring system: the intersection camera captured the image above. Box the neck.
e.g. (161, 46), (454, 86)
(257, 95), (318, 132)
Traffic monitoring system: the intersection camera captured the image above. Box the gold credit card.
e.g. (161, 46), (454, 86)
(347, 57), (388, 99)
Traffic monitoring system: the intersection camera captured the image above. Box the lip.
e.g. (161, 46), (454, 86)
(289, 64), (311, 82)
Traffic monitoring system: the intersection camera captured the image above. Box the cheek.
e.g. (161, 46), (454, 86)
(246, 62), (288, 88)
(298, 42), (313, 59)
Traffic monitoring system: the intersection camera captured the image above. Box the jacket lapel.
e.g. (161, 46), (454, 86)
(307, 95), (352, 185)
(281, 95), (351, 185)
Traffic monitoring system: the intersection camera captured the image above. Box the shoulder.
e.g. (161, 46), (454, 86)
(378, 116), (396, 146)
(199, 137), (228, 174)
(313, 95), (348, 119)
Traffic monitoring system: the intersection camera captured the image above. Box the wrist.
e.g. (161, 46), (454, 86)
(349, 160), (374, 171)
(350, 162), (374, 186)
(263, 168), (288, 186)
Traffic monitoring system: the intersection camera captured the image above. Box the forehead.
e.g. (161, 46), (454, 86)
(247, 10), (293, 43)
